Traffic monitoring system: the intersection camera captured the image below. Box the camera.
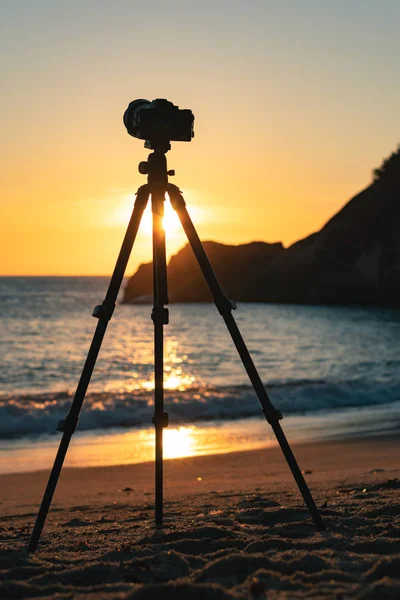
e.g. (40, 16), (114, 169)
(123, 98), (194, 146)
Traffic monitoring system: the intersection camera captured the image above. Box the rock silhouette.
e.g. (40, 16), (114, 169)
(123, 154), (400, 306)
(123, 241), (284, 303)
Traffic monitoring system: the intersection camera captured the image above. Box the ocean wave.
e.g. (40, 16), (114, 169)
(0, 379), (399, 440)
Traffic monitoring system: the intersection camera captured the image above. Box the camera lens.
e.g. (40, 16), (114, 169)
(123, 99), (151, 138)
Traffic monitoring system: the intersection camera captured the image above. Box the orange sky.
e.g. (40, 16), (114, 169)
(1, 1), (399, 275)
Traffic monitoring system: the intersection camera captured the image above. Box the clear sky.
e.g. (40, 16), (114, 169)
(1, 0), (399, 275)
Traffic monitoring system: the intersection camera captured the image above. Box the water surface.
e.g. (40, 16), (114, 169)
(1, 277), (399, 473)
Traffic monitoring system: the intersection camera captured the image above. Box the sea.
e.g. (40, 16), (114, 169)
(1, 276), (399, 475)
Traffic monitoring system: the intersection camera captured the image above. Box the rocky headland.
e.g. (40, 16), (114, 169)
(123, 147), (400, 306)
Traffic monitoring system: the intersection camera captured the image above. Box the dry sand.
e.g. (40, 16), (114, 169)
(1, 435), (399, 599)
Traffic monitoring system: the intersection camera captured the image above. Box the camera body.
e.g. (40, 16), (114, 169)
(124, 98), (194, 146)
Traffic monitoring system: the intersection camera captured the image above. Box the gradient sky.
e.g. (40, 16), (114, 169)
(1, 0), (399, 275)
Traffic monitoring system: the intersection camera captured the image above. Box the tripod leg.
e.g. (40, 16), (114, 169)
(28, 186), (150, 553)
(151, 191), (169, 529)
(168, 185), (325, 532)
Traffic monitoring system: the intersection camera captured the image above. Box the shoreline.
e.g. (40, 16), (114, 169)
(2, 426), (400, 475)
(1, 432), (399, 508)
(1, 400), (400, 476)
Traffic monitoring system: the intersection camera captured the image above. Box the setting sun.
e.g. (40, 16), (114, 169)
(113, 194), (182, 237)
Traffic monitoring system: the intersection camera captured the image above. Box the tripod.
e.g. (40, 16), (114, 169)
(28, 146), (325, 553)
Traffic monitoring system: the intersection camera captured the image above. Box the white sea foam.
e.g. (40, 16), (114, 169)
(1, 380), (399, 439)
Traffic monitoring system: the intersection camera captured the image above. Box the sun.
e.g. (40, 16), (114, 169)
(112, 194), (181, 237)
(140, 198), (181, 236)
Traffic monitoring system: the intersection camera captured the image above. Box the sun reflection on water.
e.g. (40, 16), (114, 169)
(138, 339), (196, 392)
(141, 371), (196, 392)
(18, 420), (276, 474)
(163, 427), (196, 459)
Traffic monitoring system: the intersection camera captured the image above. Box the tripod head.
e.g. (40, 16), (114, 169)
(123, 98), (193, 190)
(138, 149), (175, 188)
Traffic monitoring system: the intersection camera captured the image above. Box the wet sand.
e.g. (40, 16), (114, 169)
(1, 435), (399, 598)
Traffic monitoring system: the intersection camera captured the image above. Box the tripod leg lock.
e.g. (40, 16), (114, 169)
(92, 302), (115, 321)
(263, 407), (283, 425)
(151, 307), (169, 325)
(215, 296), (237, 315)
(152, 412), (169, 428)
(57, 413), (79, 435)
(167, 184), (185, 209)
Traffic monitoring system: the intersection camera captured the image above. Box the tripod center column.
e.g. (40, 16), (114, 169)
(148, 149), (170, 529)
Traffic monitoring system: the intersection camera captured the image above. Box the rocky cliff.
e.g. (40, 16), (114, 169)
(123, 155), (400, 306)
(251, 178), (400, 305)
(122, 241), (285, 303)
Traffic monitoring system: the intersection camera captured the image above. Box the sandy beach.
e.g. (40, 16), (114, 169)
(1, 434), (399, 599)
